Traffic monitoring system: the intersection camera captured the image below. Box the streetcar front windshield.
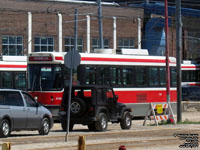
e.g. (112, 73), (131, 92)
(28, 64), (63, 91)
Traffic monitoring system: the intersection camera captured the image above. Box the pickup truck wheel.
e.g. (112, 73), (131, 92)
(0, 119), (10, 138)
(39, 118), (50, 135)
(61, 121), (74, 131)
(61, 121), (67, 131)
(120, 111), (132, 130)
(95, 113), (108, 132)
(70, 98), (86, 117)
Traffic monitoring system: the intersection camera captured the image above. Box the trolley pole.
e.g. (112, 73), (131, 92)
(176, 0), (182, 122)
(165, 0), (170, 103)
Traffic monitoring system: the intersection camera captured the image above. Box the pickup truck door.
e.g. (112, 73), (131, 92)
(105, 89), (117, 117)
(22, 92), (41, 129)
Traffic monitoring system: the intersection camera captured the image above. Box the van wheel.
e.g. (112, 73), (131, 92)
(95, 113), (108, 132)
(70, 98), (86, 117)
(120, 111), (132, 130)
(0, 119), (10, 138)
(39, 118), (50, 135)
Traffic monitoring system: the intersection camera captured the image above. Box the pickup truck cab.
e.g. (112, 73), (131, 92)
(59, 85), (133, 131)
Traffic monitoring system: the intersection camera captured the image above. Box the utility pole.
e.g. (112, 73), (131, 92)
(97, 0), (104, 48)
(176, 0), (182, 122)
(165, 0), (170, 103)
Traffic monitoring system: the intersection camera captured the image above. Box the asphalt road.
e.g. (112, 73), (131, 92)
(0, 109), (199, 150)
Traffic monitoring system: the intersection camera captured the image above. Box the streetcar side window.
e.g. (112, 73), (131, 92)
(85, 66), (96, 85)
(182, 70), (197, 82)
(122, 67), (134, 86)
(148, 67), (159, 86)
(190, 70), (196, 82)
(15, 72), (26, 90)
(2, 72), (13, 88)
(0, 71), (26, 90)
(182, 70), (189, 82)
(97, 66), (110, 85)
(197, 70), (200, 82)
(171, 67), (177, 87)
(110, 67), (122, 86)
(76, 65), (175, 88)
(135, 67), (147, 87)
(160, 67), (166, 86)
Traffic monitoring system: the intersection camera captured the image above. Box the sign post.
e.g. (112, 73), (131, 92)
(64, 8), (80, 142)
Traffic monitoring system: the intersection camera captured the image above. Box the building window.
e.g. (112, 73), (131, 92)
(118, 38), (135, 49)
(64, 37), (83, 52)
(34, 37), (54, 52)
(92, 38), (109, 52)
(2, 36), (23, 56)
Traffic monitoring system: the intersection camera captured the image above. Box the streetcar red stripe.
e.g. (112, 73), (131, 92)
(81, 57), (166, 63)
(54, 56), (175, 64)
(181, 66), (200, 69)
(0, 65), (27, 68)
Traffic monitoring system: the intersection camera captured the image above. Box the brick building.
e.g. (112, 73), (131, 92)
(0, 0), (144, 56)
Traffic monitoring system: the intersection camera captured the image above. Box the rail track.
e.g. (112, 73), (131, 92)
(0, 124), (199, 150)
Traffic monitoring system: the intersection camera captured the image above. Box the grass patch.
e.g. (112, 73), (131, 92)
(177, 119), (200, 124)
(148, 119), (200, 126)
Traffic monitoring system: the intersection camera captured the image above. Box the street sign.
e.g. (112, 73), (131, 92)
(64, 50), (81, 69)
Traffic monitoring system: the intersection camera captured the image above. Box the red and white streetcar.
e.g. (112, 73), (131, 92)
(181, 60), (200, 86)
(27, 50), (177, 120)
(0, 56), (27, 90)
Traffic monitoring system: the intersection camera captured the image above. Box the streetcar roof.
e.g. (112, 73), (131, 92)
(181, 60), (200, 70)
(28, 51), (176, 66)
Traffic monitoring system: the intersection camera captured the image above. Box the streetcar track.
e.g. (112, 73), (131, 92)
(1, 127), (199, 144)
(0, 126), (189, 143)
(1, 127), (199, 150)
(24, 136), (183, 150)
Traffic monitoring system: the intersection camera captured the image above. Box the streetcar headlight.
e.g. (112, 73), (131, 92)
(34, 96), (38, 101)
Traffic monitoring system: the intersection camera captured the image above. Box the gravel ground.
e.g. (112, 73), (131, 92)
(1, 108), (200, 150)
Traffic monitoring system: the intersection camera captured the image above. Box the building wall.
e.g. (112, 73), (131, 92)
(0, 0), (144, 55)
